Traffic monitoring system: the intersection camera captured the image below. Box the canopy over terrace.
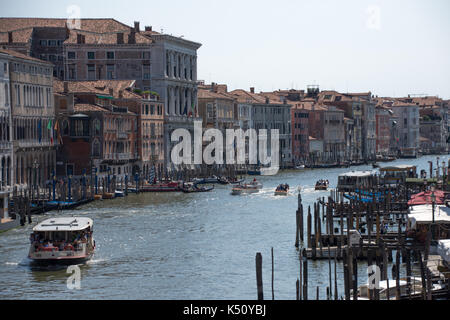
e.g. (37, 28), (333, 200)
(408, 204), (450, 229)
(408, 190), (446, 206)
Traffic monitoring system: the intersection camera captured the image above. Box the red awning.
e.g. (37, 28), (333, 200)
(408, 190), (445, 206)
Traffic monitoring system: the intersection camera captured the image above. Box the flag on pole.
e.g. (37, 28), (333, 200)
(47, 119), (53, 145)
(54, 120), (63, 145)
(188, 102), (195, 117)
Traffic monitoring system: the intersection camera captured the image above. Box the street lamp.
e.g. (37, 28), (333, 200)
(32, 160), (39, 200)
(431, 186), (436, 240)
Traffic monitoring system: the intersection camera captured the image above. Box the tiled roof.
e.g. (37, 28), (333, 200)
(198, 89), (235, 100)
(0, 47), (52, 64)
(0, 27), (33, 43)
(53, 79), (141, 100)
(0, 18), (133, 45)
(74, 103), (109, 113)
(0, 18), (130, 33)
(64, 29), (152, 45)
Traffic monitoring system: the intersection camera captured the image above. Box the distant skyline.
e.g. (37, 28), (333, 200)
(2, 0), (450, 99)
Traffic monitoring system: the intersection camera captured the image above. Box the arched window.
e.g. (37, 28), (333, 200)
(62, 120), (69, 136)
(92, 139), (100, 157)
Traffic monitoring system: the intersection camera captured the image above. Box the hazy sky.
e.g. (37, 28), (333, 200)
(2, 0), (450, 98)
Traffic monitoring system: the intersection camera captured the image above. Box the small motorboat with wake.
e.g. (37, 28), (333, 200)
(274, 184), (289, 196)
(28, 217), (95, 265)
(315, 179), (329, 191)
(231, 179), (263, 195)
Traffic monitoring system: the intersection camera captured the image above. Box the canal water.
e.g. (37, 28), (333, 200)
(0, 155), (448, 299)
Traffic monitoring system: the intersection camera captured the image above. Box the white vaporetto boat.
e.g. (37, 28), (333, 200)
(28, 217), (95, 265)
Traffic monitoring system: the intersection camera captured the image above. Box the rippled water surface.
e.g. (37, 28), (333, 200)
(0, 155), (447, 299)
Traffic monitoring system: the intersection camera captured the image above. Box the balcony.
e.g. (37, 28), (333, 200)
(117, 132), (128, 139)
(0, 141), (12, 151)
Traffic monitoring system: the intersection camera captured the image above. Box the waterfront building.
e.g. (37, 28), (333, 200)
(198, 84), (239, 131)
(53, 80), (147, 179)
(390, 100), (420, 157)
(412, 96), (448, 154)
(1, 48), (56, 190)
(345, 92), (377, 161)
(63, 23), (152, 90)
(148, 30), (202, 169)
(0, 18), (132, 79)
(228, 89), (292, 168)
(318, 90), (363, 162)
(0, 50), (13, 226)
(375, 105), (392, 156)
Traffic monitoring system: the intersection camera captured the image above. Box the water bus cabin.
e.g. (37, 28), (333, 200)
(406, 204), (450, 243)
(337, 171), (378, 193)
(28, 217), (95, 265)
(379, 165), (417, 186)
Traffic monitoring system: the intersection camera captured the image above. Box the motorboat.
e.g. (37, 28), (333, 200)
(231, 179), (263, 195)
(315, 180), (329, 191)
(181, 183), (214, 193)
(274, 184), (289, 196)
(114, 190), (125, 197)
(351, 277), (442, 300)
(140, 181), (181, 192)
(28, 217), (95, 265)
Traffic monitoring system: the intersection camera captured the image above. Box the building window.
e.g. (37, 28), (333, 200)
(68, 52), (76, 59)
(92, 139), (101, 157)
(48, 40), (57, 46)
(68, 65), (76, 80)
(106, 64), (115, 80)
(93, 119), (101, 135)
(5, 84), (9, 106)
(39, 40), (47, 46)
(49, 55), (57, 62)
(143, 64), (150, 80)
(143, 52), (150, 59)
(87, 64), (96, 80)
(87, 52), (95, 60)
(107, 51), (115, 59)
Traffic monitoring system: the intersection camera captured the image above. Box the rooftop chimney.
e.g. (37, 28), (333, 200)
(109, 88), (114, 96)
(8, 32), (13, 44)
(145, 26), (152, 32)
(265, 97), (269, 104)
(63, 81), (68, 93)
(117, 33), (124, 44)
(119, 90), (123, 99)
(134, 21), (140, 32)
(250, 87), (255, 94)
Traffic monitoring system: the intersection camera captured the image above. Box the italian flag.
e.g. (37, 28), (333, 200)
(47, 119), (53, 145)
(188, 102), (195, 117)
